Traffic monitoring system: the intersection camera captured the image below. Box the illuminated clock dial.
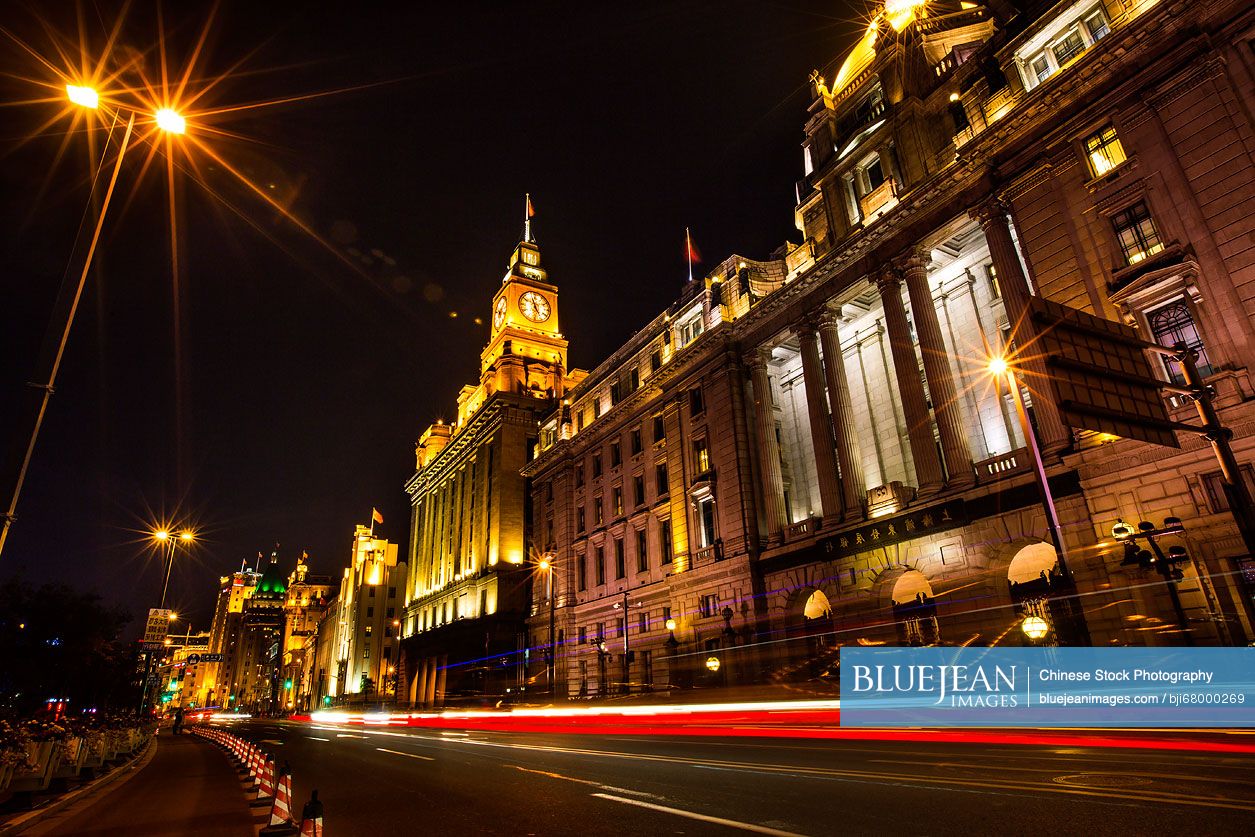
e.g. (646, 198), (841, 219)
(518, 291), (551, 323)
(493, 297), (507, 329)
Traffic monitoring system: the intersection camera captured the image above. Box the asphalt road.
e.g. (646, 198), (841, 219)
(222, 719), (1255, 836)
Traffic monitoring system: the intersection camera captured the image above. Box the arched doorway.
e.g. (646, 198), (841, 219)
(1006, 541), (1087, 645)
(891, 570), (940, 646)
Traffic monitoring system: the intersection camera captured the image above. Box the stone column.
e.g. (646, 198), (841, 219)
(747, 350), (788, 537)
(817, 308), (865, 517)
(900, 250), (975, 487)
(971, 199), (1069, 454)
(793, 321), (843, 522)
(876, 267), (945, 495)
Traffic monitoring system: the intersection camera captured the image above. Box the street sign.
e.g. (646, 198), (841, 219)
(1029, 297), (1178, 448)
(198, 653), (224, 663)
(143, 609), (172, 645)
(186, 653), (200, 665)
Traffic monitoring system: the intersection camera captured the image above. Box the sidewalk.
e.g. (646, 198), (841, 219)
(22, 733), (254, 836)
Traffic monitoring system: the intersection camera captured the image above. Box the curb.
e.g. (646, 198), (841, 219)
(0, 737), (157, 836)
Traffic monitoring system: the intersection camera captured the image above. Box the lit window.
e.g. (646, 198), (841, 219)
(1111, 201), (1164, 266)
(1030, 54), (1053, 85)
(1085, 11), (1109, 41)
(1052, 29), (1085, 65)
(1084, 126), (1126, 176)
(1146, 300), (1212, 384)
(693, 438), (711, 475)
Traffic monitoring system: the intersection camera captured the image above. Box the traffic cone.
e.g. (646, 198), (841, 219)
(299, 789), (324, 837)
(261, 771), (297, 835)
(251, 757), (275, 808)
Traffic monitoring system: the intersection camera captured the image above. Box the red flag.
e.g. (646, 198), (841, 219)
(372, 508), (384, 525)
(685, 229), (701, 264)
(526, 195), (535, 218)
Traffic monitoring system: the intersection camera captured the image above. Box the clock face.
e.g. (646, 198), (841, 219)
(493, 297), (507, 329)
(518, 291), (551, 323)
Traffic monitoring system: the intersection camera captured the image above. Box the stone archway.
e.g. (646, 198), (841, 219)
(1003, 540), (1088, 645)
(890, 569), (941, 646)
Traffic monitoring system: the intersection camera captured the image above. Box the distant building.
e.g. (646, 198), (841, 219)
(399, 219), (586, 707)
(202, 567), (259, 709)
(329, 525), (405, 702)
(280, 552), (335, 711)
(233, 550), (287, 713)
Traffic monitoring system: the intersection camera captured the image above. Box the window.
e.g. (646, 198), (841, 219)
(650, 350), (662, 373)
(579, 626), (587, 645)
(369, 587), (376, 598)
(663, 605), (672, 623)
(575, 464), (584, 488)
(386, 607), (395, 618)
(1084, 126), (1126, 176)
(592, 454), (602, 478)
(655, 463), (669, 496)
(693, 438), (711, 475)
(388, 587), (396, 599)
(660, 519), (673, 565)
(610, 380), (623, 405)
(1084, 10), (1109, 41)
(699, 594), (719, 618)
(577, 506), (586, 533)
(366, 607), (374, 618)
(365, 624), (373, 635)
(1111, 201), (1164, 266)
(630, 428), (642, 455)
(616, 617), (624, 638)
(636, 528), (648, 573)
(697, 497), (716, 548)
(610, 442), (622, 468)
(614, 538), (626, 579)
(637, 613), (647, 635)
(633, 475), (645, 507)
(985, 263), (1000, 300)
(1052, 29), (1085, 65)
(689, 386), (704, 415)
(1201, 467), (1255, 513)
(385, 626), (394, 638)
(595, 546), (606, 585)
(652, 414), (665, 443)
(594, 495), (604, 525)
(1147, 301), (1213, 384)
(630, 368), (640, 391)
(480, 589), (488, 616)
(573, 550), (587, 591)
(593, 399), (602, 419)
(612, 486), (624, 517)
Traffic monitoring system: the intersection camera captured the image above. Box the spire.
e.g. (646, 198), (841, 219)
(523, 193), (535, 244)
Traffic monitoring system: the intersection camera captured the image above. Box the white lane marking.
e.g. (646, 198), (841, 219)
(306, 737), (330, 742)
(262, 739), (284, 745)
(590, 793), (807, 836)
(377, 747), (435, 761)
(336, 733), (368, 739)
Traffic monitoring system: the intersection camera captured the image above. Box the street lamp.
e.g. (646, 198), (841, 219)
(705, 656), (721, 673)
(0, 86), (190, 560)
(612, 594), (644, 695)
(1114, 517), (1194, 644)
(987, 355), (1073, 584)
(1021, 615), (1050, 642)
(536, 552), (558, 699)
(139, 525), (195, 717)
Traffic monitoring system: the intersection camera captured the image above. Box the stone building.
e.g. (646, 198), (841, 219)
(199, 566), (258, 709)
(328, 525), (405, 702)
(525, 0), (1255, 690)
(525, 255), (785, 696)
(232, 550), (287, 712)
(279, 552), (335, 711)
(399, 219), (585, 707)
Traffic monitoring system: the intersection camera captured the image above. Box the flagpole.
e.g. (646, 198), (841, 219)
(524, 193), (532, 243)
(686, 227), (693, 283)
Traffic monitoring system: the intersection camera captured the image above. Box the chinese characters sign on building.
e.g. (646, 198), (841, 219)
(821, 499), (967, 558)
(143, 608), (172, 645)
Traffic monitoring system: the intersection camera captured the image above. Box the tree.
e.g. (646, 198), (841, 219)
(0, 579), (134, 715)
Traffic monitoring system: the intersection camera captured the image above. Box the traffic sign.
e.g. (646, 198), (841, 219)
(1030, 297), (1177, 447)
(198, 653), (224, 663)
(186, 653), (200, 665)
(143, 608), (172, 645)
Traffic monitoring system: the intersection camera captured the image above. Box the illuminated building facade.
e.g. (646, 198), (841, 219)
(399, 222), (585, 706)
(328, 525), (405, 701)
(747, 0), (1255, 657)
(232, 550), (287, 712)
(204, 567), (258, 709)
(279, 552), (335, 711)
(529, 0), (1255, 688)
(526, 255), (780, 696)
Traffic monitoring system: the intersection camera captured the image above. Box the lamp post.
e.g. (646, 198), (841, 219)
(1, 88), (187, 559)
(612, 593), (644, 695)
(537, 552), (557, 699)
(1021, 615), (1050, 643)
(139, 527), (194, 716)
(988, 356), (1073, 583)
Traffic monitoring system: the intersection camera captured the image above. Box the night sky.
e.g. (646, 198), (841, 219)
(0, 1), (862, 632)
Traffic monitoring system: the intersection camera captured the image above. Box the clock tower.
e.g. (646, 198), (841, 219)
(480, 206), (567, 400)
